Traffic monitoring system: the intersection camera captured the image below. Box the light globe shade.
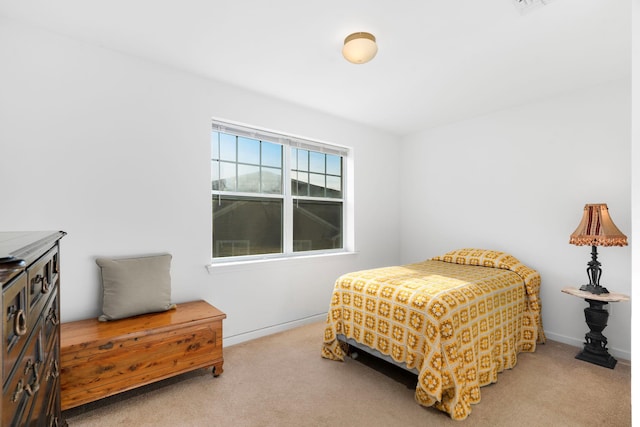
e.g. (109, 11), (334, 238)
(342, 32), (378, 64)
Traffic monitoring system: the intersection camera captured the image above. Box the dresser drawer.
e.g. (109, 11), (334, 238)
(2, 325), (44, 427)
(27, 247), (59, 331)
(2, 272), (29, 383)
(42, 290), (60, 355)
(24, 336), (59, 427)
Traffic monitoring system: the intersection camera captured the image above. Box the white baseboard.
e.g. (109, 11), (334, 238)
(223, 313), (327, 347)
(544, 331), (631, 363)
(224, 322), (632, 365)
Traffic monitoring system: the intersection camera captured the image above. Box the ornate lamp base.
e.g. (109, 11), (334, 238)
(575, 299), (617, 369)
(579, 283), (609, 295)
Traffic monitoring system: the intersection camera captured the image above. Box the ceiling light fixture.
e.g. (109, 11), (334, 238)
(342, 32), (378, 64)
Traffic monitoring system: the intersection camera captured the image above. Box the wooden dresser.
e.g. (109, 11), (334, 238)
(0, 231), (66, 426)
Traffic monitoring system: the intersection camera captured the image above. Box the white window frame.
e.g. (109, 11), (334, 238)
(210, 119), (352, 264)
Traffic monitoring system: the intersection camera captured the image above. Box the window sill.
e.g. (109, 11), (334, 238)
(205, 250), (358, 273)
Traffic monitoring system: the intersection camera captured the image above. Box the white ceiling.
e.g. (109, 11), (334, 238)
(0, 0), (630, 136)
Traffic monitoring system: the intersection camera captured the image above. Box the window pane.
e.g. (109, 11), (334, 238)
(296, 149), (309, 171)
(238, 137), (260, 164)
(211, 161), (220, 190)
(262, 167), (282, 194)
(326, 154), (341, 176)
(293, 171), (309, 196)
(219, 133), (236, 161)
(326, 175), (342, 198)
(293, 200), (342, 252)
(211, 132), (220, 159)
(262, 142), (282, 168)
(309, 151), (325, 173)
(291, 171), (299, 196)
(237, 164), (260, 192)
(309, 173), (325, 197)
(219, 161), (236, 191)
(213, 196), (283, 257)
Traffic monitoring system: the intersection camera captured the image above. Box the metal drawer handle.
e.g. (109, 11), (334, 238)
(24, 361), (40, 396)
(46, 306), (59, 326)
(14, 309), (27, 336)
(51, 360), (59, 379)
(24, 379), (39, 396)
(36, 273), (51, 293)
(45, 360), (59, 381)
(42, 274), (50, 293)
(12, 379), (24, 402)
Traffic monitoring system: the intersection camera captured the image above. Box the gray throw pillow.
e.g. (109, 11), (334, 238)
(96, 253), (175, 321)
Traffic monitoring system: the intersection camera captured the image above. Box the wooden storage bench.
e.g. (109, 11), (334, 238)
(59, 300), (226, 410)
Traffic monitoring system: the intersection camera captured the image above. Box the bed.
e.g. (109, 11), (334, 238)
(321, 248), (544, 420)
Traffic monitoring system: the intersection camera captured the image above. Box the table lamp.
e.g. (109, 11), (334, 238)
(569, 203), (627, 294)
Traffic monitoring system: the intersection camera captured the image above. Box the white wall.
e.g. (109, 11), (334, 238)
(0, 18), (402, 344)
(400, 80), (632, 359)
(1, 17), (632, 360)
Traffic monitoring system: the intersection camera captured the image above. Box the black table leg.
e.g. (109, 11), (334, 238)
(575, 298), (617, 369)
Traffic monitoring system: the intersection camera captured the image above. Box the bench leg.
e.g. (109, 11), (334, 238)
(212, 361), (224, 377)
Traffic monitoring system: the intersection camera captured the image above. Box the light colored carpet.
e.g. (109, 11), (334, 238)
(63, 321), (631, 426)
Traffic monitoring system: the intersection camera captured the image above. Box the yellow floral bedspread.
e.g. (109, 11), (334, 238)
(321, 249), (544, 420)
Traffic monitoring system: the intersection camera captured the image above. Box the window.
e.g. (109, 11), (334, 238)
(211, 121), (348, 260)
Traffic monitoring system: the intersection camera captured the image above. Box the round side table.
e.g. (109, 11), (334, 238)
(561, 287), (629, 369)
